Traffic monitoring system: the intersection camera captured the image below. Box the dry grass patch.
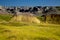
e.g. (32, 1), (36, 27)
(10, 13), (40, 24)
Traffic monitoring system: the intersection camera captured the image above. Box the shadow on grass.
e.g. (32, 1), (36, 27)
(32, 37), (57, 40)
(0, 22), (29, 27)
(0, 29), (11, 34)
(6, 35), (58, 40)
(54, 32), (60, 37)
(0, 27), (11, 34)
(7, 35), (17, 40)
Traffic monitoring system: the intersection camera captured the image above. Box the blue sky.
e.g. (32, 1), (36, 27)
(0, 0), (60, 6)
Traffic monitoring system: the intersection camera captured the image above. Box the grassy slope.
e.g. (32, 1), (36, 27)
(0, 14), (60, 40)
(0, 23), (60, 40)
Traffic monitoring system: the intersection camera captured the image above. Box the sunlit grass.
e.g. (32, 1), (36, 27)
(0, 14), (60, 40)
(0, 23), (60, 40)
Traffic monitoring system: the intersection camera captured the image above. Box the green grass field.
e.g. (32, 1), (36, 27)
(0, 22), (60, 40)
(0, 14), (60, 40)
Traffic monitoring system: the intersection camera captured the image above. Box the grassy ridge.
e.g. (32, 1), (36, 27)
(0, 14), (60, 40)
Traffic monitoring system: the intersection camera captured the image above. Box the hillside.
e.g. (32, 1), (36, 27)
(0, 22), (60, 40)
(0, 13), (60, 40)
(0, 6), (60, 40)
(10, 12), (40, 24)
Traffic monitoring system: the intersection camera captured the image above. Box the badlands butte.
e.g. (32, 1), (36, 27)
(0, 6), (60, 24)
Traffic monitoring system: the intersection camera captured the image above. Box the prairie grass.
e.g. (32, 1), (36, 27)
(0, 14), (60, 40)
(0, 23), (60, 40)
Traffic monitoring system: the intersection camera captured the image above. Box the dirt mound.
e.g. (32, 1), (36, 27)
(10, 13), (40, 23)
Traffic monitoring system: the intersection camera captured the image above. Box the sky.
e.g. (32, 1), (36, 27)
(0, 0), (60, 6)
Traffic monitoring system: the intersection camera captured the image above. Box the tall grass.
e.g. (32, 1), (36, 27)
(0, 14), (12, 21)
(0, 14), (60, 40)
